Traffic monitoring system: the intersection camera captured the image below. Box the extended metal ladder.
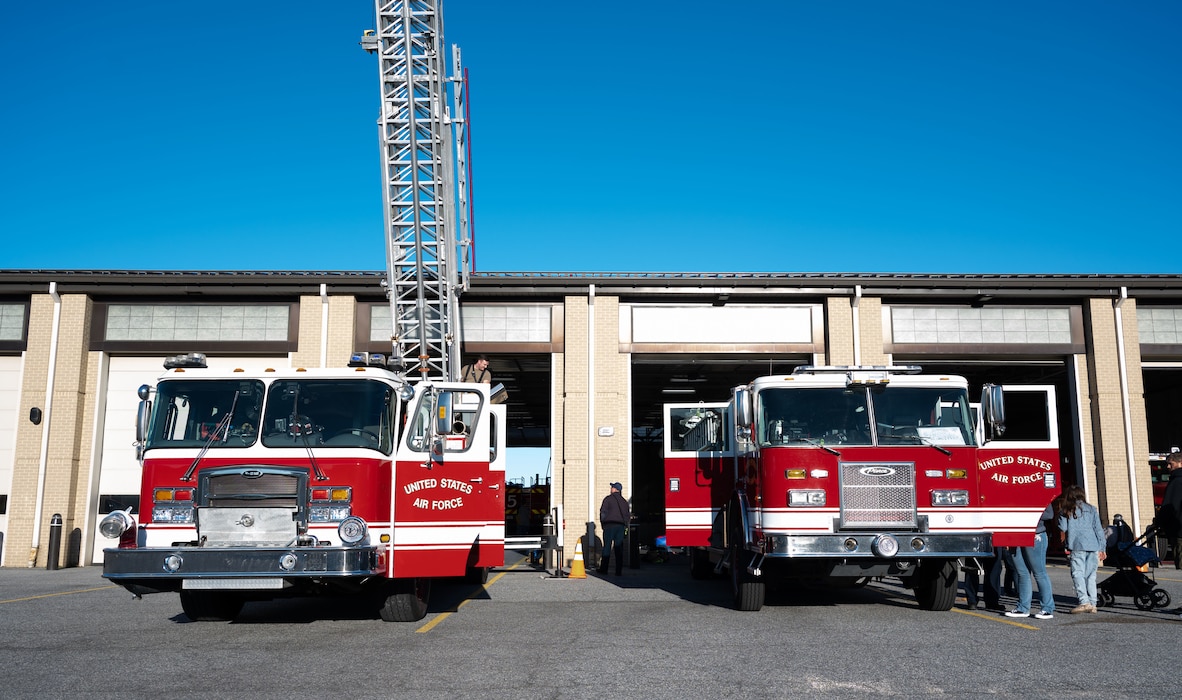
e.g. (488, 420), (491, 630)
(363, 0), (471, 381)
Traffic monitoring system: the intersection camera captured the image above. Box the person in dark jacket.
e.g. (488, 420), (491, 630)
(598, 482), (630, 576)
(1151, 451), (1182, 569)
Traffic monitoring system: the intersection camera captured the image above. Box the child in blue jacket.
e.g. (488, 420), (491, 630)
(1057, 485), (1108, 613)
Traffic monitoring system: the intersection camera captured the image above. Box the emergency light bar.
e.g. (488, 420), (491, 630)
(794, 365), (923, 375)
(348, 351), (389, 368)
(163, 352), (208, 369)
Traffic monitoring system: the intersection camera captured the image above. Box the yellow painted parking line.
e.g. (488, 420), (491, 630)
(416, 557), (526, 633)
(953, 607), (1039, 629)
(0, 585), (118, 605)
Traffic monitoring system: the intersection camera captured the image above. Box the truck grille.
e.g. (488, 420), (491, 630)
(196, 468), (305, 546)
(838, 462), (916, 529)
(204, 471), (301, 508)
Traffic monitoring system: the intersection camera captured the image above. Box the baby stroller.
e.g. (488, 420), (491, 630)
(1096, 527), (1171, 610)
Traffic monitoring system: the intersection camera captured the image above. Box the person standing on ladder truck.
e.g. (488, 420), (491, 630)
(461, 355), (491, 385)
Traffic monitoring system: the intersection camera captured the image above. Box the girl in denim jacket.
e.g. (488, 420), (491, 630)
(1057, 485), (1108, 613)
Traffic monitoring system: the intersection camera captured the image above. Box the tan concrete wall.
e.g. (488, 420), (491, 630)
(6, 293), (93, 568)
(1085, 298), (1154, 530)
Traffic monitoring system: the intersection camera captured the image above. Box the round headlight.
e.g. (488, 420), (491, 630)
(99, 510), (134, 539)
(163, 554), (183, 572)
(872, 534), (899, 558)
(338, 516), (368, 545)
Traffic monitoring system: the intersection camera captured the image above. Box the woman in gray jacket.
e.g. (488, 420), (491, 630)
(1057, 485), (1108, 614)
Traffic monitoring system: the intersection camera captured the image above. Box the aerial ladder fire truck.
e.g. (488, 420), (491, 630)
(99, 0), (504, 622)
(664, 366), (1060, 612)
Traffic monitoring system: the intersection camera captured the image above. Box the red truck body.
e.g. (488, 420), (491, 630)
(102, 354), (505, 622)
(664, 366), (1060, 611)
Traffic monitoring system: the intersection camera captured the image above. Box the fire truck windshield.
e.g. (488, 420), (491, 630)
(146, 379), (265, 449)
(261, 379), (396, 453)
(870, 386), (975, 447)
(758, 386), (976, 448)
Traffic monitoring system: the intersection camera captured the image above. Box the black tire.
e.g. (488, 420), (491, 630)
(914, 559), (958, 611)
(1152, 588), (1171, 609)
(179, 591), (244, 622)
(689, 548), (713, 580)
(1134, 592), (1155, 611)
(1097, 590), (1115, 608)
(464, 566), (489, 585)
(379, 578), (431, 622)
(729, 541), (765, 612)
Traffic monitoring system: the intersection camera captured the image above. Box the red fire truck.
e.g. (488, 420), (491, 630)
(664, 366), (1060, 612)
(100, 352), (506, 621)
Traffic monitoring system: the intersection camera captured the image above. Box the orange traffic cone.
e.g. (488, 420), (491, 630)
(569, 541), (586, 579)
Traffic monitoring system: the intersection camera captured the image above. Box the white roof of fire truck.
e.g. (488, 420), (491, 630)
(746, 365), (970, 391)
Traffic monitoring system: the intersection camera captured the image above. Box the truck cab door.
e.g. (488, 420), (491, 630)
(978, 384), (1061, 546)
(475, 403), (507, 569)
(663, 402), (732, 547)
(392, 383), (495, 577)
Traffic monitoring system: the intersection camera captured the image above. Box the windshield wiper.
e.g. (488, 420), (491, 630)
(788, 436), (840, 456)
(917, 436), (953, 456)
(181, 389), (240, 482)
(885, 430), (953, 456)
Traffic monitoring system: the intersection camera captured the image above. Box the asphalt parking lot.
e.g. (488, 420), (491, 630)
(2, 552), (1180, 698)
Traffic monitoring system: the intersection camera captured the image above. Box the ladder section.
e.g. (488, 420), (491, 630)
(364, 0), (468, 380)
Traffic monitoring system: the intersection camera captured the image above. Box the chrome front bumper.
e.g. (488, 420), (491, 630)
(103, 545), (381, 595)
(762, 531), (991, 559)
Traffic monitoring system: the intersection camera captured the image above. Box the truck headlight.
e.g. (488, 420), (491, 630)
(338, 516), (368, 545)
(788, 490), (826, 507)
(99, 509), (135, 539)
(931, 490), (969, 507)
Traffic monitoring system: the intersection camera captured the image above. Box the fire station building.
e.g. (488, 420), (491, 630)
(1, 270), (1181, 566)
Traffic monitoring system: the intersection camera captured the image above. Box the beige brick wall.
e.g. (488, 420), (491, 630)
(327, 296), (358, 367)
(553, 294), (630, 562)
(825, 297), (854, 365)
(7, 293), (93, 568)
(290, 294), (357, 369)
(859, 297), (888, 365)
(1085, 297), (1154, 529)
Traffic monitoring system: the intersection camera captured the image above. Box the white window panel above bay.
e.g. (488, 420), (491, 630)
(631, 305), (815, 344)
(0, 304), (24, 341)
(369, 304), (552, 343)
(105, 304), (289, 342)
(1140, 308), (1182, 345)
(890, 306), (1072, 345)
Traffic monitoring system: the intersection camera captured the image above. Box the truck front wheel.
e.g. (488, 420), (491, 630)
(179, 591), (244, 622)
(730, 543), (766, 612)
(913, 559), (958, 611)
(379, 578), (431, 622)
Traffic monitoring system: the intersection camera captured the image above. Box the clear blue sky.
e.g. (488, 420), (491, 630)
(2, 1), (1179, 274)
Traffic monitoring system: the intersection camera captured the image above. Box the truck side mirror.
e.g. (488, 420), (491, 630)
(733, 386), (753, 441)
(135, 399), (152, 462)
(981, 384), (1006, 441)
